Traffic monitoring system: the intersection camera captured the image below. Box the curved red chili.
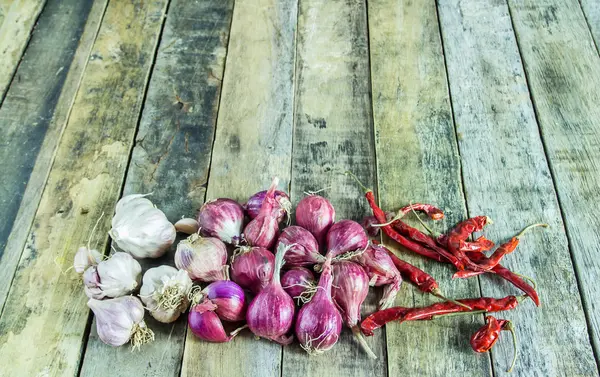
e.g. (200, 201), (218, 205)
(471, 316), (518, 372)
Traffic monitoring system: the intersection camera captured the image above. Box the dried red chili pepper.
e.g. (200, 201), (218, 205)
(376, 242), (470, 309)
(360, 295), (523, 336)
(444, 216), (494, 271)
(471, 316), (518, 372)
(437, 234), (495, 253)
(397, 203), (444, 221)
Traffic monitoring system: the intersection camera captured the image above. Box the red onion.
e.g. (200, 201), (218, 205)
(197, 198), (244, 245)
(174, 234), (228, 282)
(295, 195), (335, 248)
(243, 178), (281, 249)
(331, 261), (376, 359)
(276, 226), (325, 267)
(245, 190), (291, 222)
(246, 244), (295, 344)
(230, 246), (274, 294)
(188, 300), (245, 343)
(295, 259), (342, 354)
(326, 220), (368, 258)
(353, 243), (402, 309)
(192, 280), (246, 322)
(281, 267), (316, 305)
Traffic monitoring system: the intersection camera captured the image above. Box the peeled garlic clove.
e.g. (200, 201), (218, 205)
(109, 194), (176, 259)
(174, 234), (228, 282)
(74, 247), (103, 274)
(174, 218), (199, 234)
(140, 266), (193, 323)
(88, 296), (154, 349)
(82, 252), (142, 299)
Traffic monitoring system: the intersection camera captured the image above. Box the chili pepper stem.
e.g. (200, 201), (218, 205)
(512, 272), (537, 290)
(431, 288), (473, 310)
(351, 325), (377, 359)
(345, 171), (370, 193)
(431, 309), (487, 320)
(504, 321), (518, 373)
(408, 204), (440, 238)
(516, 223), (548, 239)
(515, 295), (529, 303)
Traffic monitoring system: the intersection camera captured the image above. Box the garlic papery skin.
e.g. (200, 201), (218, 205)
(74, 246), (103, 273)
(140, 266), (193, 323)
(109, 194), (176, 259)
(174, 233), (228, 282)
(88, 296), (154, 350)
(83, 252), (142, 299)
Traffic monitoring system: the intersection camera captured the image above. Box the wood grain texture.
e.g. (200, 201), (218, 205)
(79, 0), (234, 375)
(179, 0), (297, 376)
(438, 0), (598, 375)
(0, 0), (167, 375)
(282, 0), (382, 373)
(0, 0), (101, 312)
(579, 0), (600, 51)
(507, 0), (600, 364)
(367, 0), (490, 375)
(0, 0), (47, 102)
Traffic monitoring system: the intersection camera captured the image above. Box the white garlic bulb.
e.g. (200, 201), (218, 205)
(74, 246), (103, 273)
(109, 194), (176, 259)
(139, 266), (192, 323)
(83, 252), (142, 299)
(88, 296), (154, 350)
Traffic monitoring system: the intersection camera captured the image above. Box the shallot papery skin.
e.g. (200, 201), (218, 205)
(243, 177), (281, 249)
(354, 244), (402, 309)
(230, 246), (275, 294)
(246, 244), (295, 345)
(295, 259), (342, 354)
(88, 296), (151, 348)
(188, 300), (241, 343)
(109, 194), (176, 259)
(202, 280), (246, 321)
(281, 267), (316, 303)
(245, 190), (291, 221)
(276, 226), (325, 267)
(326, 220), (368, 258)
(174, 233), (228, 282)
(295, 195), (335, 248)
(197, 198), (244, 245)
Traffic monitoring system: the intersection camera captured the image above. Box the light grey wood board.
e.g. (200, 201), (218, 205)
(438, 0), (598, 375)
(0, 0), (168, 375)
(0, 0), (47, 102)
(579, 0), (600, 52)
(179, 0), (297, 376)
(282, 0), (384, 374)
(507, 0), (600, 365)
(367, 0), (490, 375)
(79, 0), (234, 376)
(0, 0), (98, 312)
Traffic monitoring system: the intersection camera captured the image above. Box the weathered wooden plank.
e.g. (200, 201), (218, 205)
(438, 0), (598, 375)
(0, 0), (47, 102)
(580, 0), (600, 51)
(281, 0), (382, 374)
(506, 0), (600, 364)
(79, 1), (234, 375)
(367, 0), (490, 375)
(0, 0), (103, 313)
(179, 0), (297, 376)
(0, 0), (168, 375)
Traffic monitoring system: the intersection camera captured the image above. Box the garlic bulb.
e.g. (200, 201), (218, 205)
(74, 246), (103, 273)
(175, 233), (228, 282)
(83, 252), (142, 299)
(88, 296), (154, 350)
(109, 194), (176, 259)
(140, 266), (193, 323)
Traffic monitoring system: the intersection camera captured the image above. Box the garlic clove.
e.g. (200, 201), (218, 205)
(174, 218), (200, 234)
(83, 266), (105, 299)
(109, 194), (176, 259)
(140, 266), (193, 323)
(74, 247), (103, 273)
(88, 296), (150, 348)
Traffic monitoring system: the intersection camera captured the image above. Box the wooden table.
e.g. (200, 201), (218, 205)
(1, 0), (600, 375)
